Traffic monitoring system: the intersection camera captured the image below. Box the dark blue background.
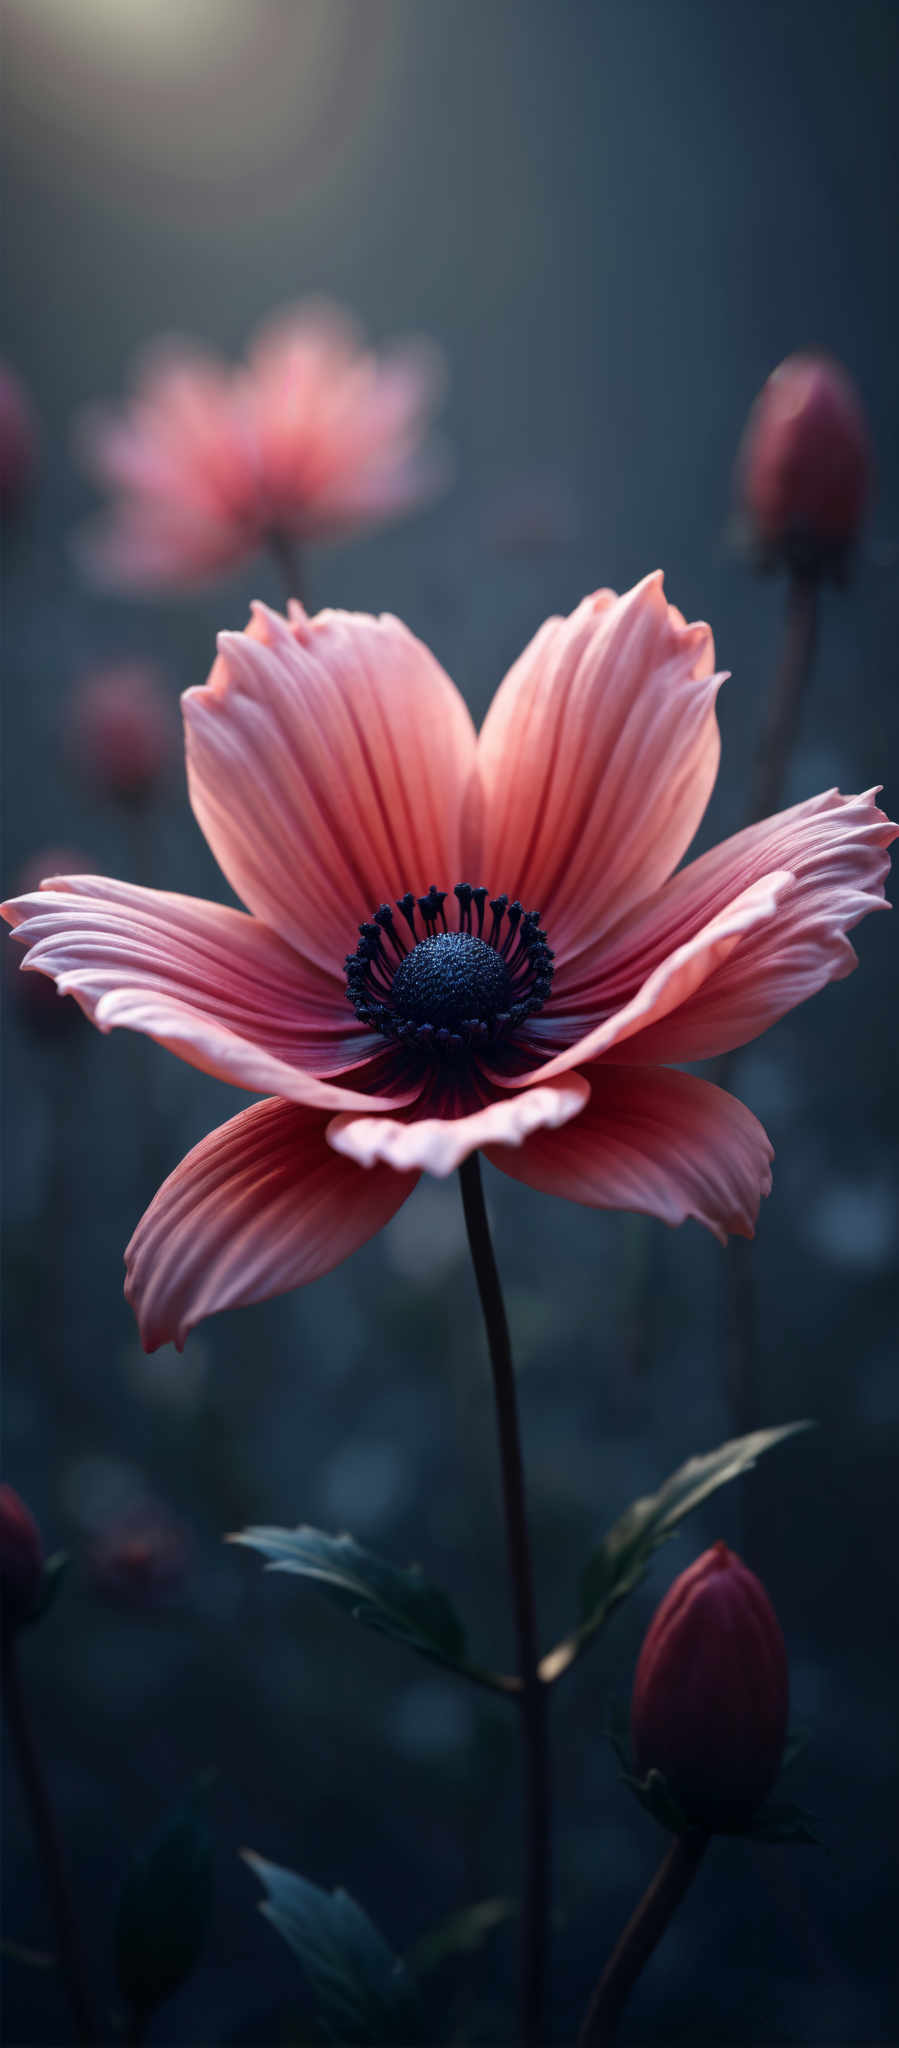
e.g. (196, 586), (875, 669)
(3, 2), (898, 2041)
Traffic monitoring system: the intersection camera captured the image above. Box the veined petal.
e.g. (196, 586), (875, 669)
(496, 871), (794, 1088)
(474, 573), (723, 958)
(184, 603), (478, 972)
(487, 1066), (773, 1243)
(125, 1098), (418, 1351)
(597, 787), (897, 1063)
(2, 875), (416, 1111)
(327, 1074), (591, 1179)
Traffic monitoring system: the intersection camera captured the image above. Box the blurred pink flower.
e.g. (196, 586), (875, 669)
(3, 573), (894, 1348)
(736, 351), (871, 579)
(74, 302), (448, 591)
(0, 362), (38, 519)
(67, 661), (177, 802)
(87, 1506), (188, 1608)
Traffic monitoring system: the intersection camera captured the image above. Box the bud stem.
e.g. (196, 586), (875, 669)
(2, 1629), (100, 2046)
(458, 1152), (550, 2048)
(747, 572), (819, 828)
(576, 1828), (709, 2046)
(268, 530), (304, 607)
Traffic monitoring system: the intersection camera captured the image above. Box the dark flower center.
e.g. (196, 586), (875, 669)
(345, 883), (554, 1056)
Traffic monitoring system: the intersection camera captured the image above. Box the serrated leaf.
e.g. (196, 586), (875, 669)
(539, 1422), (812, 1683)
(115, 1791), (214, 2020)
(244, 1853), (425, 2045)
(405, 1897), (514, 1979)
(230, 1526), (502, 1687)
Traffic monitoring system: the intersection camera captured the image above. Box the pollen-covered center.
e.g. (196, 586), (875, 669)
(391, 930), (513, 1029)
(345, 883), (554, 1056)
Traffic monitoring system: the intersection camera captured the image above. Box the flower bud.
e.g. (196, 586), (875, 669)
(0, 363), (37, 520)
(0, 1484), (44, 1630)
(66, 662), (177, 803)
(736, 351), (871, 579)
(630, 1541), (788, 1833)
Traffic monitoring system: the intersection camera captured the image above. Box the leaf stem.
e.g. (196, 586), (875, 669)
(458, 1152), (549, 2048)
(576, 1829), (709, 2046)
(2, 1627), (99, 2046)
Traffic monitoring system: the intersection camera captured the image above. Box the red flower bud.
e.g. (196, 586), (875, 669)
(736, 351), (871, 580)
(0, 363), (38, 521)
(66, 662), (177, 803)
(630, 1541), (788, 1832)
(0, 1484), (44, 1630)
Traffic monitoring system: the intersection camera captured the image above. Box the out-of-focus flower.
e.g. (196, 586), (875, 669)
(66, 662), (177, 803)
(736, 351), (871, 579)
(0, 1484), (44, 1630)
(631, 1540), (789, 1832)
(3, 574), (894, 1349)
(87, 1506), (188, 1609)
(5, 850), (95, 1035)
(0, 363), (38, 520)
(74, 302), (449, 592)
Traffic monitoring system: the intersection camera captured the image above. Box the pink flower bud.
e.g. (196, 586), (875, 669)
(0, 1484), (44, 1629)
(737, 351), (871, 579)
(630, 1541), (789, 1832)
(66, 662), (177, 803)
(0, 363), (38, 520)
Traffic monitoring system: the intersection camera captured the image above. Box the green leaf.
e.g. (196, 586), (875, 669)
(405, 1897), (514, 1979)
(230, 1526), (513, 1692)
(540, 1422), (813, 1683)
(747, 1801), (820, 1846)
(115, 1788), (214, 2022)
(244, 1853), (426, 2045)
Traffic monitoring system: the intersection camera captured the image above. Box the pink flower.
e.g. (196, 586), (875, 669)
(631, 1541), (789, 1831)
(73, 302), (448, 591)
(736, 351), (871, 580)
(3, 574), (893, 1350)
(66, 661), (177, 803)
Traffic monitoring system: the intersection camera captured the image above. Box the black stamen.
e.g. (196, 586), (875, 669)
(346, 880), (555, 1058)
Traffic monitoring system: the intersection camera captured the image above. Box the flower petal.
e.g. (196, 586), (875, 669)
(487, 1065), (773, 1243)
(473, 573), (723, 958)
(327, 1074), (591, 1179)
(495, 871), (795, 1087)
(184, 603), (478, 971)
(125, 1097), (418, 1351)
(2, 874), (415, 1111)
(595, 787), (897, 1063)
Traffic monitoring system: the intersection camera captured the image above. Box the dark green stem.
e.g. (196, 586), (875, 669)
(2, 1628), (99, 2045)
(458, 1152), (549, 2048)
(268, 530), (304, 607)
(576, 1829), (709, 2046)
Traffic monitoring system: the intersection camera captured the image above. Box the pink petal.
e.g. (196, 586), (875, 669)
(2, 874), (415, 1111)
(487, 1065), (773, 1243)
(327, 1073), (591, 1178)
(125, 1098), (418, 1351)
(183, 603), (478, 972)
(595, 787), (896, 1063)
(472, 573), (723, 959)
(495, 871), (794, 1088)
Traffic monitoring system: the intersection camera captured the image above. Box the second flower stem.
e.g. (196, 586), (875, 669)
(458, 1152), (549, 2048)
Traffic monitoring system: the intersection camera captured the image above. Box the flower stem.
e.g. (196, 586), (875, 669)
(268, 530), (304, 607)
(2, 1628), (99, 2046)
(576, 1829), (709, 2047)
(746, 572), (818, 828)
(457, 1152), (549, 2048)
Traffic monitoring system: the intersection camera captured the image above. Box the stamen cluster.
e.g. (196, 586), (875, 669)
(345, 883), (554, 1055)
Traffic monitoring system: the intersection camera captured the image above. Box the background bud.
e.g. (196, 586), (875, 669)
(0, 362), (38, 520)
(630, 1540), (788, 1832)
(0, 1484), (44, 1629)
(736, 350), (870, 579)
(66, 662), (177, 803)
